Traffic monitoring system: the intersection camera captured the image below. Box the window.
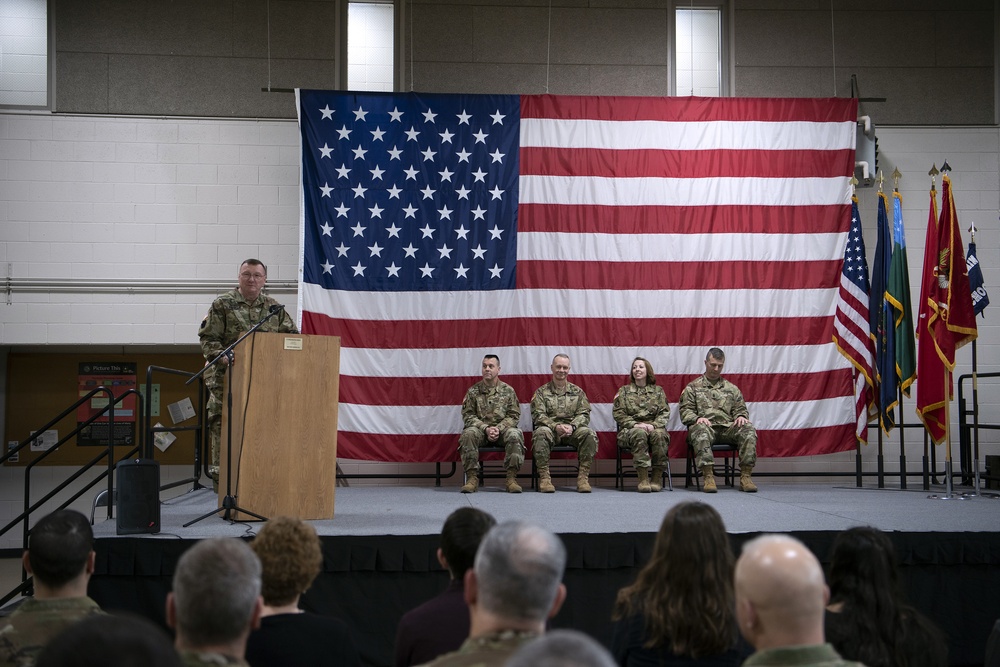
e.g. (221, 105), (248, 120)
(0, 0), (47, 107)
(347, 1), (394, 92)
(673, 3), (728, 97)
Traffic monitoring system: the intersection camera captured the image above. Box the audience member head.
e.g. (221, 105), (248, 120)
(167, 538), (262, 656)
(826, 526), (948, 667)
(507, 629), (616, 667)
(251, 516), (323, 608)
(36, 613), (181, 667)
(828, 526), (900, 606)
(467, 520), (567, 632)
(734, 534), (828, 651)
(614, 501), (736, 657)
(25, 509), (94, 595)
(438, 507), (497, 580)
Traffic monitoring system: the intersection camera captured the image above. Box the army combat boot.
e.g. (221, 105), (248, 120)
(701, 465), (718, 493)
(649, 466), (664, 492)
(577, 462), (592, 493)
(636, 467), (651, 493)
(505, 468), (522, 493)
(460, 466), (479, 493)
(740, 466), (758, 493)
(538, 467), (555, 493)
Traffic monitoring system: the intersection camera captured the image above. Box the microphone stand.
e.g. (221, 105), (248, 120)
(184, 305), (286, 525)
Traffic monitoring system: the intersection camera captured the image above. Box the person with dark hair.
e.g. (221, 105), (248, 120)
(245, 517), (360, 667)
(613, 357), (671, 492)
(418, 520), (567, 667)
(395, 507), (497, 667)
(458, 354), (525, 493)
(825, 526), (948, 667)
(0, 509), (104, 667)
(679, 348), (758, 493)
(167, 537), (263, 666)
(199, 258), (298, 487)
(611, 501), (751, 666)
(35, 613), (181, 667)
(509, 630), (616, 667)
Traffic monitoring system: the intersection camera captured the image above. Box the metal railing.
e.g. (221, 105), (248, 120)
(0, 387), (140, 608)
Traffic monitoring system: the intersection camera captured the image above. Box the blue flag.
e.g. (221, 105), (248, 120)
(871, 192), (896, 433)
(967, 241), (989, 317)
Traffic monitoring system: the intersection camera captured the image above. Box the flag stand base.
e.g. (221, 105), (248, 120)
(928, 462), (970, 500)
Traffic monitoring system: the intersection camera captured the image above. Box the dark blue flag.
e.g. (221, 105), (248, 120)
(871, 192), (896, 433)
(967, 241), (989, 317)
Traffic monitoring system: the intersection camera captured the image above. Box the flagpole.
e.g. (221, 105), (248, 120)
(891, 168), (908, 490)
(928, 162), (966, 501)
(967, 223), (998, 499)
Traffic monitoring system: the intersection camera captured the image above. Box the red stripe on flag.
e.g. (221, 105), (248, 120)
(518, 259), (841, 291)
(520, 95), (859, 122)
(518, 204), (851, 235)
(338, 370), (852, 407)
(302, 312), (836, 349)
(335, 424), (857, 463)
(521, 147), (856, 179)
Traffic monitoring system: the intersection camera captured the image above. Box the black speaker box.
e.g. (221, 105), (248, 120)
(116, 459), (161, 535)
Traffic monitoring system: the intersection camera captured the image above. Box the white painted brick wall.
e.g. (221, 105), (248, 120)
(1, 113), (302, 347)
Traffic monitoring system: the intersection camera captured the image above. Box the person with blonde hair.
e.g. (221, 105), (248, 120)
(245, 517), (361, 667)
(612, 501), (750, 666)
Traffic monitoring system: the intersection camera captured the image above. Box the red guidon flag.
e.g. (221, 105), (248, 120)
(916, 176), (978, 442)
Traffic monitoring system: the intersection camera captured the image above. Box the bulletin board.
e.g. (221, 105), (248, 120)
(4, 352), (205, 466)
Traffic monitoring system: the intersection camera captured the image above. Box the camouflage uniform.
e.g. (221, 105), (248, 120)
(418, 629), (540, 667)
(529, 382), (598, 467)
(198, 289), (298, 477)
(459, 380), (524, 471)
(679, 374), (757, 469)
(0, 596), (103, 667)
(180, 651), (250, 667)
(612, 383), (670, 469)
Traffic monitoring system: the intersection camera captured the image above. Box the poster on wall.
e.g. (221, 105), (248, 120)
(77, 362), (137, 447)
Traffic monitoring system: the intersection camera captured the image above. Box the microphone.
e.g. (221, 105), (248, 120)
(269, 304), (284, 314)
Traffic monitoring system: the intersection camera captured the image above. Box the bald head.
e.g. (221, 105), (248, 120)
(734, 535), (829, 650)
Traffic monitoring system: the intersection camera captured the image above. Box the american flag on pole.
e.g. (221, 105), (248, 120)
(296, 91), (859, 462)
(833, 197), (876, 443)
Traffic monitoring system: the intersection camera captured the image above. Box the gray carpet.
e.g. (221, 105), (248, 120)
(91, 482), (1000, 540)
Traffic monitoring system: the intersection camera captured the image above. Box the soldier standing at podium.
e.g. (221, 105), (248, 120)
(199, 259), (297, 488)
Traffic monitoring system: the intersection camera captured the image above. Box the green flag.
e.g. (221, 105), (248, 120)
(887, 191), (916, 395)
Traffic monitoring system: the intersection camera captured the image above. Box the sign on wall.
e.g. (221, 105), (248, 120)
(76, 362), (137, 447)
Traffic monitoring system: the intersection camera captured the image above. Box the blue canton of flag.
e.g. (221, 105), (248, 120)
(844, 203), (872, 304)
(298, 90), (520, 291)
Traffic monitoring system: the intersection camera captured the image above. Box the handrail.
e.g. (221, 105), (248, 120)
(0, 387), (143, 606)
(957, 371), (1000, 486)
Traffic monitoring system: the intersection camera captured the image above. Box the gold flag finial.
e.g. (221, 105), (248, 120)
(929, 164), (939, 191)
(850, 175), (858, 193)
(877, 169), (884, 192)
(969, 223), (977, 243)
(892, 167), (902, 191)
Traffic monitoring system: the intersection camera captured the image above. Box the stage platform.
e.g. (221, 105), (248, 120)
(88, 483), (1000, 667)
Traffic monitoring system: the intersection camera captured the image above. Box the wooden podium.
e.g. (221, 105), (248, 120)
(219, 332), (340, 520)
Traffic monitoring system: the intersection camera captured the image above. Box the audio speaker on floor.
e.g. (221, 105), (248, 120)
(116, 459), (161, 535)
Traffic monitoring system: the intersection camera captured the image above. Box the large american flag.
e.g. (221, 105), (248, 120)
(296, 91), (859, 462)
(833, 197), (875, 443)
